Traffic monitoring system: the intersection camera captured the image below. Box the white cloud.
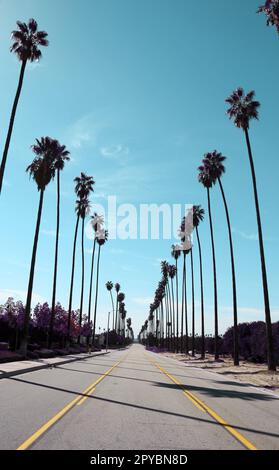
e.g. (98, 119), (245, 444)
(233, 229), (258, 241)
(100, 144), (130, 159)
(42, 229), (56, 237)
(133, 297), (153, 306)
(65, 114), (106, 150)
(0, 289), (44, 306)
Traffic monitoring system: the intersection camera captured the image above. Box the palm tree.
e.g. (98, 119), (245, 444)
(0, 19), (49, 193)
(171, 245), (181, 353)
(201, 151), (239, 365)
(198, 164), (219, 360)
(88, 213), (104, 325)
(117, 292), (125, 334)
(92, 229), (108, 346)
(258, 1), (279, 34)
(78, 198), (92, 342)
(179, 219), (192, 355)
(48, 140), (70, 348)
(114, 283), (120, 331)
(67, 173), (94, 342)
(226, 88), (276, 371)
(193, 205), (206, 359)
(20, 138), (55, 355)
(168, 264), (176, 351)
(106, 281), (115, 328)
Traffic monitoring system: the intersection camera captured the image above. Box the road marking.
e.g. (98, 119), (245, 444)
(77, 386), (96, 406)
(145, 353), (257, 451)
(17, 358), (122, 450)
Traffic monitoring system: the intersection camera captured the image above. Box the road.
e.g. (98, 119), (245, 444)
(0, 343), (279, 450)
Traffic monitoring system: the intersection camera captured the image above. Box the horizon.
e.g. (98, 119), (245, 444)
(0, 0), (279, 337)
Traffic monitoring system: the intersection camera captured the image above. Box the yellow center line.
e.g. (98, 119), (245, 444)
(145, 352), (257, 451)
(17, 357), (124, 451)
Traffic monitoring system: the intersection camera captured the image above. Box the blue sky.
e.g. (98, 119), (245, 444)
(0, 0), (278, 336)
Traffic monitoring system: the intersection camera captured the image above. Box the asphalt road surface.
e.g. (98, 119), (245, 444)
(0, 343), (279, 450)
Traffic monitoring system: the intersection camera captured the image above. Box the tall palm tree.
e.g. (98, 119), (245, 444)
(171, 245), (181, 353)
(67, 173), (94, 342)
(0, 19), (49, 193)
(202, 151), (239, 365)
(78, 198), (91, 342)
(168, 264), (176, 351)
(106, 281), (115, 328)
(198, 164), (219, 360)
(114, 283), (120, 331)
(193, 205), (206, 359)
(179, 219), (192, 355)
(92, 229), (108, 346)
(48, 140), (70, 348)
(117, 292), (125, 334)
(258, 1), (279, 33)
(20, 138), (55, 355)
(88, 213), (104, 324)
(226, 88), (276, 371)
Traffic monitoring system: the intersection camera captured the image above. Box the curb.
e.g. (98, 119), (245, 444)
(0, 350), (111, 380)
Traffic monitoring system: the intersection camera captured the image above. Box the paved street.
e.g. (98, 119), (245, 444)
(0, 344), (279, 450)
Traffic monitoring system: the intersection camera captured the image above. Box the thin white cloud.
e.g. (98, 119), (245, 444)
(42, 229), (56, 237)
(133, 297), (153, 306)
(0, 289), (44, 306)
(233, 229), (278, 243)
(65, 114), (106, 150)
(233, 229), (258, 241)
(100, 144), (130, 159)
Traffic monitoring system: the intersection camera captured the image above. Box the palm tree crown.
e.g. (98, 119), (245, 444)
(75, 198), (90, 219)
(193, 205), (205, 228)
(52, 142), (70, 170)
(226, 88), (260, 130)
(200, 151), (226, 183)
(115, 283), (120, 293)
(27, 137), (57, 190)
(11, 19), (49, 62)
(96, 229), (108, 246)
(74, 173), (95, 200)
(171, 244), (181, 261)
(258, 1), (279, 33)
(106, 281), (113, 291)
(168, 264), (177, 279)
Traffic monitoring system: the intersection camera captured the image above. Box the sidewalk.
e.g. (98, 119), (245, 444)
(0, 350), (111, 379)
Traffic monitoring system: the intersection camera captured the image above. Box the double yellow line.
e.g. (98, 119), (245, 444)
(17, 358), (122, 450)
(146, 354), (257, 451)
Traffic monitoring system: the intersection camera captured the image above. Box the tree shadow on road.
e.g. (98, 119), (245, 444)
(7, 375), (279, 442)
(153, 381), (277, 401)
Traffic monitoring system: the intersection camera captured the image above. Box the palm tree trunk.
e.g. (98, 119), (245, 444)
(78, 217), (85, 343)
(196, 226), (205, 359)
(184, 253), (189, 355)
(67, 215), (80, 341)
(171, 278), (175, 351)
(218, 177), (239, 366)
(207, 187), (219, 360)
(92, 244), (101, 346)
(87, 238), (96, 323)
(115, 296), (118, 332)
(244, 129), (276, 371)
(167, 282), (172, 350)
(180, 254), (185, 353)
(49, 169), (60, 348)
(0, 60), (27, 194)
(110, 291), (115, 329)
(190, 249), (195, 357)
(20, 189), (44, 356)
(176, 259), (179, 353)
